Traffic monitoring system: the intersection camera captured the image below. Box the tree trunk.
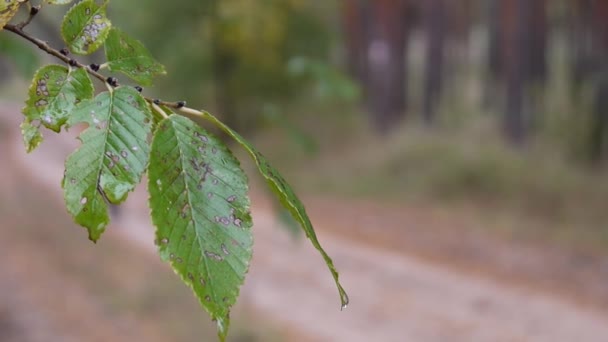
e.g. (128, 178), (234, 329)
(503, 0), (529, 145)
(571, 0), (591, 88)
(589, 74), (608, 162)
(208, 1), (240, 132)
(587, 0), (608, 161)
(342, 0), (368, 85)
(487, 0), (503, 81)
(422, 0), (447, 125)
(528, 0), (547, 85)
(364, 0), (409, 134)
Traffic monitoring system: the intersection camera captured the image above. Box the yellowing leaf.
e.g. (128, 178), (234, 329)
(0, 0), (25, 30)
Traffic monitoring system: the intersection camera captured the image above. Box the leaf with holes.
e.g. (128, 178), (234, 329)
(22, 64), (94, 133)
(201, 110), (349, 309)
(63, 87), (152, 241)
(0, 0), (25, 30)
(20, 120), (43, 153)
(104, 28), (166, 86)
(61, 0), (111, 55)
(148, 115), (252, 341)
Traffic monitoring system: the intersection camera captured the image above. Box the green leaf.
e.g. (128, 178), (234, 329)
(104, 28), (166, 86)
(47, 0), (74, 4)
(61, 0), (111, 55)
(63, 87), (152, 241)
(0, 0), (24, 30)
(148, 115), (253, 341)
(22, 65), (94, 132)
(201, 110), (349, 309)
(20, 120), (43, 153)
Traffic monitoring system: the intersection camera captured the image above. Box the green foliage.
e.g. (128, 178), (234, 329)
(110, 0), (335, 130)
(148, 115), (253, 340)
(2, 1), (347, 341)
(287, 57), (361, 102)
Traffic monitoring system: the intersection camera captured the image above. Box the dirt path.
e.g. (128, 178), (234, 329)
(5, 104), (608, 342)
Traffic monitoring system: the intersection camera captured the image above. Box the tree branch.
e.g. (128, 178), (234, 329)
(16, 3), (40, 30)
(2, 23), (183, 109)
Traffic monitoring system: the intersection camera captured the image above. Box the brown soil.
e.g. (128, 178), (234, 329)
(3, 102), (608, 341)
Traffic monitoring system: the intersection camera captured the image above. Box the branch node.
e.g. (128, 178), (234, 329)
(134, 86), (143, 93)
(17, 4), (41, 29)
(153, 99), (161, 105)
(177, 101), (186, 108)
(68, 59), (78, 67)
(60, 48), (70, 56)
(30, 5), (40, 16)
(106, 77), (118, 87)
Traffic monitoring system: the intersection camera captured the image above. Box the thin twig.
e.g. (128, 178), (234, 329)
(2, 23), (183, 109)
(16, 4), (41, 30)
(4, 24), (106, 82)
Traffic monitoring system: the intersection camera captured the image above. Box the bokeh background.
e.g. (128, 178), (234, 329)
(1, 1), (608, 341)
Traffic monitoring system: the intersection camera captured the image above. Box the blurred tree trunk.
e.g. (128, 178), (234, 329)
(495, 0), (547, 145)
(487, 0), (503, 81)
(503, 0), (528, 145)
(212, 44), (239, 131)
(342, 0), (409, 134)
(366, 0), (409, 134)
(571, 0), (604, 89)
(569, 0), (608, 161)
(342, 0), (368, 85)
(528, 0), (547, 84)
(583, 0), (608, 162)
(484, 0), (503, 110)
(208, 1), (240, 132)
(422, 0), (446, 125)
(590, 75), (608, 162)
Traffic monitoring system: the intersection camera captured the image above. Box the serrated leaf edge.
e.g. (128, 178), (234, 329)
(148, 115), (253, 341)
(104, 28), (166, 86)
(191, 109), (349, 309)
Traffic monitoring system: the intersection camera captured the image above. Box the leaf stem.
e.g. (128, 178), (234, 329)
(151, 103), (169, 119)
(178, 106), (207, 118)
(104, 81), (114, 93)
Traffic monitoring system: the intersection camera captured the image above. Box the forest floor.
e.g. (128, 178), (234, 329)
(2, 103), (608, 341)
